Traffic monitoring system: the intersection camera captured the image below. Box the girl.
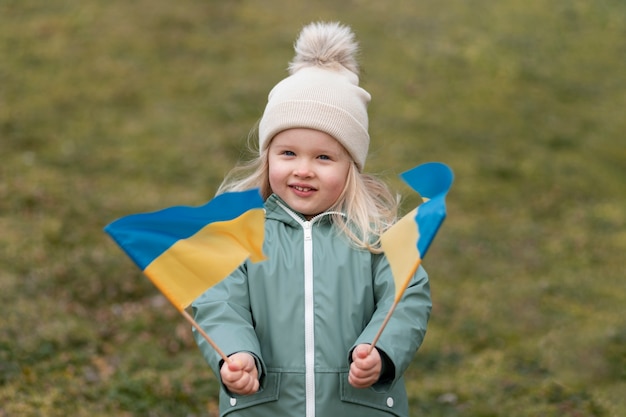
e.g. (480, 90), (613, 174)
(192, 22), (431, 417)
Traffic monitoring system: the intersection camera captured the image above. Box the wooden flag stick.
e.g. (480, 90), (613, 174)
(180, 309), (230, 364)
(368, 259), (422, 355)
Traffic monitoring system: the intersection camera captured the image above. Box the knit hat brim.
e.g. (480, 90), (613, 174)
(258, 64), (371, 170)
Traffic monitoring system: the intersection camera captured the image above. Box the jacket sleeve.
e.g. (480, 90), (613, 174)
(191, 261), (266, 379)
(352, 253), (432, 388)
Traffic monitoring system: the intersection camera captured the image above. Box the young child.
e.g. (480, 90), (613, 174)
(192, 22), (431, 417)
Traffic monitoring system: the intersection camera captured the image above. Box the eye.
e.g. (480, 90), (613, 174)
(318, 154), (331, 160)
(281, 150), (296, 156)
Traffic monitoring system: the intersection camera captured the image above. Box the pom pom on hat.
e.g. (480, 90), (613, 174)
(258, 22), (371, 170)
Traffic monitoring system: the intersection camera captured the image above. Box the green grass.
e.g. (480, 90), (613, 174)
(1, 0), (625, 416)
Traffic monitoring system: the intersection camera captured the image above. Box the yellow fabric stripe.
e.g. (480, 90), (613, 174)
(144, 209), (265, 311)
(381, 208), (421, 298)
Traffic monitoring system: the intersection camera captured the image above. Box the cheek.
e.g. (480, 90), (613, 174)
(326, 167), (350, 195)
(267, 161), (284, 189)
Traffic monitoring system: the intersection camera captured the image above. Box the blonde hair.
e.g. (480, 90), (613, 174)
(216, 135), (398, 254)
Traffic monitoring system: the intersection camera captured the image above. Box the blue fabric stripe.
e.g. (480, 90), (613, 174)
(400, 163), (453, 259)
(400, 162), (453, 200)
(104, 189), (264, 270)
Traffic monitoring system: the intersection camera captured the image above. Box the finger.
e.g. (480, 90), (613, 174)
(352, 345), (368, 361)
(348, 371), (374, 389)
(228, 358), (244, 372)
(356, 345), (370, 359)
(350, 360), (375, 380)
(235, 372), (260, 395)
(221, 368), (241, 385)
(245, 375), (260, 393)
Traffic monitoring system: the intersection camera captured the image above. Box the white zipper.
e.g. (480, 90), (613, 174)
(275, 202), (343, 417)
(302, 220), (315, 417)
(276, 202), (316, 417)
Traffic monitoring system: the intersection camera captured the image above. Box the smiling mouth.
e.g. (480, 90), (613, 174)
(291, 185), (315, 192)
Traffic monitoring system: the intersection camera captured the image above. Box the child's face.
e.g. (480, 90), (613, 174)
(268, 128), (351, 219)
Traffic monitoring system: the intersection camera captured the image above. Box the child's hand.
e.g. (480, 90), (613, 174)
(220, 352), (260, 395)
(348, 344), (382, 389)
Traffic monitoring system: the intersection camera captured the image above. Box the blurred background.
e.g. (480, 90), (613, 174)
(1, 1), (624, 416)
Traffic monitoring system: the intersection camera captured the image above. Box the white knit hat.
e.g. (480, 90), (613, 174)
(258, 22), (371, 170)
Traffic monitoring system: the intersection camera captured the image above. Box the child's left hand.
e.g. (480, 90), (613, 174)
(348, 344), (382, 388)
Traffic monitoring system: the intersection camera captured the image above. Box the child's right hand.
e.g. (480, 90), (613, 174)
(220, 352), (260, 395)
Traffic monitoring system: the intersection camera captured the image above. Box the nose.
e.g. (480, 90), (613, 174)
(293, 159), (313, 178)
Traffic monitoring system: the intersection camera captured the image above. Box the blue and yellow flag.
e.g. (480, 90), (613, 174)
(104, 189), (266, 312)
(381, 162), (453, 298)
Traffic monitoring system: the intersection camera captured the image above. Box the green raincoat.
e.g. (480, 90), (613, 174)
(192, 194), (431, 417)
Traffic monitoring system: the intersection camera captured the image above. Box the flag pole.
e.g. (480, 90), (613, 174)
(180, 309), (231, 364)
(368, 259), (422, 355)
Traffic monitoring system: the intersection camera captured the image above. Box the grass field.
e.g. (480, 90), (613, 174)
(1, 1), (625, 416)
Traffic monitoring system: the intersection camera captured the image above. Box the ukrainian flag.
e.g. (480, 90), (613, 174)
(381, 162), (453, 298)
(104, 189), (266, 311)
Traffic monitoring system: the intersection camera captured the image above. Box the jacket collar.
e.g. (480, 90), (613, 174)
(264, 194), (343, 228)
